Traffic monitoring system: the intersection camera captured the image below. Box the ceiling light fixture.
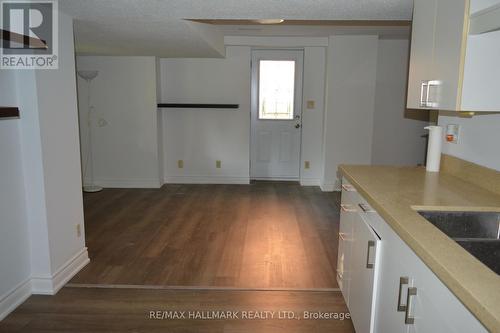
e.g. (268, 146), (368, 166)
(253, 19), (285, 24)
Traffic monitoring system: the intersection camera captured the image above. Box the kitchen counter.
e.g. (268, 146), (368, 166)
(339, 163), (500, 332)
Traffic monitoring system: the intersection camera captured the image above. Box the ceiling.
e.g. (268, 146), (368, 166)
(59, 0), (414, 57)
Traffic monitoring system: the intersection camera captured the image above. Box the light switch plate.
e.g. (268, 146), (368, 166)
(216, 160), (222, 169)
(177, 160), (184, 168)
(304, 161), (310, 169)
(306, 100), (315, 109)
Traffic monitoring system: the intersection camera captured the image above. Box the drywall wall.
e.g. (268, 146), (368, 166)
(1, 11), (89, 319)
(371, 39), (428, 166)
(438, 114), (500, 171)
(159, 43), (328, 185)
(35, 11), (87, 275)
(300, 47), (327, 186)
(160, 46), (251, 184)
(0, 70), (31, 319)
(322, 35), (379, 190)
(76, 56), (161, 188)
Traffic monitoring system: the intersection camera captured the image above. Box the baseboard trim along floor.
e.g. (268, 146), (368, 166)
(65, 283), (341, 292)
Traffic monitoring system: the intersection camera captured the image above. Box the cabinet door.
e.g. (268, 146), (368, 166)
(348, 213), (381, 333)
(407, 0), (438, 109)
(338, 179), (358, 304)
(338, 194), (356, 305)
(407, 252), (488, 333)
(373, 213), (412, 333)
(431, 0), (468, 110)
(371, 213), (488, 333)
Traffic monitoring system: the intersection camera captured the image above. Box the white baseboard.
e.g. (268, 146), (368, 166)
(0, 249), (89, 320)
(320, 183), (336, 192)
(251, 177), (299, 182)
(0, 279), (31, 321)
(31, 247), (90, 295)
(300, 178), (321, 187)
(84, 178), (162, 189)
(164, 175), (250, 185)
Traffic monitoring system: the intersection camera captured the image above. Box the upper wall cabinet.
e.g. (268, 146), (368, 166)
(407, 0), (500, 112)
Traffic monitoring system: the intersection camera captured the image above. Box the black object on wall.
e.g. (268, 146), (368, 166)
(158, 103), (239, 109)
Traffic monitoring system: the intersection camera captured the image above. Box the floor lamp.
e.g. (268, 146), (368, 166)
(77, 70), (102, 193)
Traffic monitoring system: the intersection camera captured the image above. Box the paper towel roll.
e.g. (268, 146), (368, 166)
(425, 126), (443, 172)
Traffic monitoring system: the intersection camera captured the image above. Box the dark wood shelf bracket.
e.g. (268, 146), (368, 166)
(158, 103), (239, 109)
(0, 107), (20, 119)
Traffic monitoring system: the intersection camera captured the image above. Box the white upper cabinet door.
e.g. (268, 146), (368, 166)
(431, 0), (469, 110)
(407, 0), (437, 109)
(461, 0), (500, 111)
(408, 0), (500, 111)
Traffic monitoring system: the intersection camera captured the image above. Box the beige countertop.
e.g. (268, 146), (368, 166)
(339, 164), (500, 332)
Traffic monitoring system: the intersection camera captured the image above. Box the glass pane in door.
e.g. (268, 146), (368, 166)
(258, 60), (295, 120)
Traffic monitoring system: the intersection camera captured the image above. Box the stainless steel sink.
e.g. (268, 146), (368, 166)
(418, 211), (500, 274)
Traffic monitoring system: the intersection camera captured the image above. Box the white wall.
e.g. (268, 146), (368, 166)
(300, 47), (327, 186)
(371, 39), (428, 166)
(322, 35), (379, 190)
(0, 70), (31, 319)
(76, 56), (160, 188)
(35, 12), (87, 274)
(1, 11), (89, 319)
(160, 46), (252, 184)
(438, 114), (500, 171)
(159, 44), (328, 185)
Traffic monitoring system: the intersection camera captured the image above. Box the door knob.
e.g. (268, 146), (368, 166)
(295, 123), (301, 129)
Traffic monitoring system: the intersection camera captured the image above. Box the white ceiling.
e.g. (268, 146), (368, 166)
(59, 0), (413, 57)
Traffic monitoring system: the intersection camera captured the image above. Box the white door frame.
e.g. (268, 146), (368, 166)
(250, 49), (304, 181)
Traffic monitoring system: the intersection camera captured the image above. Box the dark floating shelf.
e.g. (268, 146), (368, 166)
(158, 103), (239, 109)
(0, 107), (20, 119)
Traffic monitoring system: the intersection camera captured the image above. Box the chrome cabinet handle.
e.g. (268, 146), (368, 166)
(397, 277), (409, 312)
(405, 287), (417, 325)
(366, 240), (375, 269)
(425, 81), (431, 107)
(426, 80), (441, 108)
(358, 203), (374, 213)
(341, 184), (356, 192)
(420, 80), (428, 107)
(340, 204), (356, 212)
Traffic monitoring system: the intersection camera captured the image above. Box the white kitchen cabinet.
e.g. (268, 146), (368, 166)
(348, 211), (381, 333)
(339, 180), (381, 333)
(407, 0), (500, 111)
(361, 204), (488, 333)
(406, 0), (437, 110)
(337, 182), (357, 306)
(371, 213), (414, 333)
(339, 180), (488, 333)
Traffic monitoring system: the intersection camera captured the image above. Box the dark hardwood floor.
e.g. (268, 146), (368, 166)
(1, 183), (348, 333)
(0, 288), (354, 333)
(70, 182), (341, 289)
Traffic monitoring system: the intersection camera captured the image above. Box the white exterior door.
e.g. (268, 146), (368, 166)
(250, 50), (303, 180)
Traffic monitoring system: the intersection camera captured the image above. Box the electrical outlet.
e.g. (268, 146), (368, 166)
(76, 224), (81, 237)
(304, 161), (310, 169)
(216, 160), (222, 169)
(177, 160), (184, 168)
